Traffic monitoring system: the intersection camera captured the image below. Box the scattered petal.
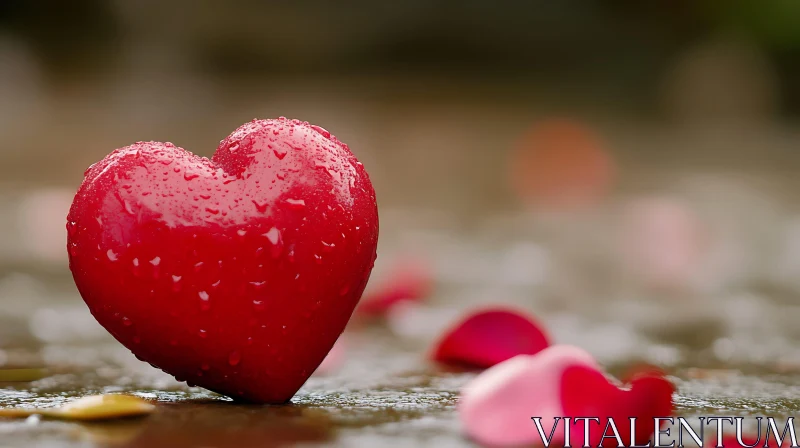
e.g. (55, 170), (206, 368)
(356, 257), (432, 318)
(0, 394), (155, 421)
(431, 307), (549, 368)
(458, 345), (674, 447)
(459, 345), (598, 446)
(561, 364), (674, 447)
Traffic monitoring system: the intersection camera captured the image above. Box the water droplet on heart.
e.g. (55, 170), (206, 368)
(184, 172), (200, 181)
(252, 199), (268, 213)
(286, 198), (305, 209)
(237, 229), (247, 237)
(194, 262), (204, 272)
(246, 337), (254, 345)
(314, 254), (323, 264)
(228, 351), (241, 366)
(253, 299), (265, 311)
(339, 285), (349, 296)
(263, 227), (283, 258)
(198, 329), (207, 338)
(206, 207), (219, 215)
(132, 258), (139, 267)
(211, 280), (221, 289)
(199, 193), (211, 200)
(172, 275), (182, 291)
(150, 256), (161, 266)
(123, 200), (135, 215)
(281, 325), (288, 335)
(250, 281), (266, 290)
(198, 291), (210, 310)
(310, 125), (331, 139)
(229, 142), (240, 153)
(106, 249), (118, 261)
(273, 147), (287, 159)
(122, 317), (132, 326)
(201, 363), (210, 371)
(321, 241), (335, 252)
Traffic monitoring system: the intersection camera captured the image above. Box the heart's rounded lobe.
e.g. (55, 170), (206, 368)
(67, 118), (378, 403)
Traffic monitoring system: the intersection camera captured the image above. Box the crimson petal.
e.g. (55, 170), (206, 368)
(431, 307), (549, 368)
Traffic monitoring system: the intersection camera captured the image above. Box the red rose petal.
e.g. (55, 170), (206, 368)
(356, 257), (432, 318)
(432, 307), (550, 368)
(561, 364), (675, 447)
(459, 345), (600, 446)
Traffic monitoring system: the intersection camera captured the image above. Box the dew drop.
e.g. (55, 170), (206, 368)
(184, 172), (199, 181)
(122, 317), (132, 326)
(150, 256), (161, 266)
(228, 351), (241, 366)
(237, 229), (247, 237)
(106, 249), (118, 261)
(198, 329), (207, 338)
(310, 125), (331, 139)
(273, 147), (287, 160)
(286, 198), (305, 209)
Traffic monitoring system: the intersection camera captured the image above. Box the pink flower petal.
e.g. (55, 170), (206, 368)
(459, 345), (599, 446)
(431, 308), (550, 368)
(355, 257), (432, 319)
(458, 345), (675, 447)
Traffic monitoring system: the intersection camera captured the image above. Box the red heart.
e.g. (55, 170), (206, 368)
(561, 364), (674, 447)
(67, 118), (379, 403)
(431, 308), (550, 368)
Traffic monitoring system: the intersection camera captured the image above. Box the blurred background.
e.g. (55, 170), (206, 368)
(3, 1), (800, 445)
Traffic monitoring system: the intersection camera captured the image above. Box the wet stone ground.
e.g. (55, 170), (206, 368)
(5, 199), (800, 447)
(3, 322), (800, 447)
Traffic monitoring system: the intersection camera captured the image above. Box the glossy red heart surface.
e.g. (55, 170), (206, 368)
(67, 118), (379, 403)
